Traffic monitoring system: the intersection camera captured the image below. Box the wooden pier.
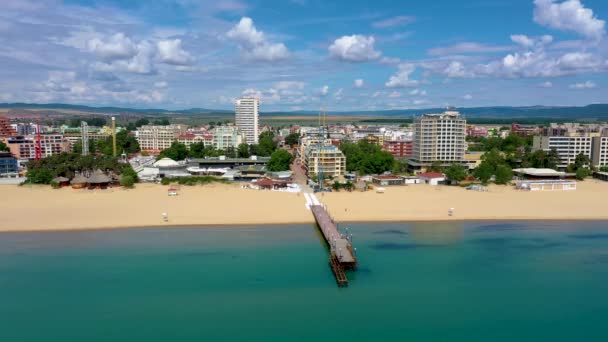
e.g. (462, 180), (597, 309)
(311, 204), (357, 286)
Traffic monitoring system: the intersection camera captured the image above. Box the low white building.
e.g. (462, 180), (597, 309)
(419, 172), (446, 185)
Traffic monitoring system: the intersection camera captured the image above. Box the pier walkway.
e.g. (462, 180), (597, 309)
(308, 195), (357, 286)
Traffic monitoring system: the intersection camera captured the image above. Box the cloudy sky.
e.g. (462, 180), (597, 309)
(0, 0), (607, 111)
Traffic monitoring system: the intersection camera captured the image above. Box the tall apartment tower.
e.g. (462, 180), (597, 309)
(235, 97), (259, 145)
(409, 110), (466, 171)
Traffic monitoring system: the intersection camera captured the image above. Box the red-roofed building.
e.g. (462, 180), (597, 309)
(511, 123), (540, 137)
(466, 126), (488, 137)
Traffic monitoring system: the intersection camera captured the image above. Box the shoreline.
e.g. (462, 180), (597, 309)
(2, 217), (608, 234)
(2, 181), (608, 233)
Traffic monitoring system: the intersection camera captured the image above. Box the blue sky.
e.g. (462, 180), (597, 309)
(0, 0), (607, 111)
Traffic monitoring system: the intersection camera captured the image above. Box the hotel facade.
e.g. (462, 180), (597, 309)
(532, 123), (608, 169)
(235, 97), (259, 145)
(408, 111), (467, 171)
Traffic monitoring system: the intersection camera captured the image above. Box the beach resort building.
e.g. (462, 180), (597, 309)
(303, 144), (346, 179)
(211, 126), (246, 150)
(235, 97), (259, 145)
(136, 124), (187, 152)
(591, 136), (608, 167)
(408, 111), (466, 171)
(511, 123), (540, 137)
(532, 123), (608, 169)
(0, 152), (18, 176)
(177, 133), (214, 149)
(297, 136), (334, 164)
(4, 135), (70, 160)
(383, 140), (413, 158)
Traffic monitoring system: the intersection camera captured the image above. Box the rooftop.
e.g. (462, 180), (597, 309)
(513, 168), (566, 177)
(419, 172), (445, 179)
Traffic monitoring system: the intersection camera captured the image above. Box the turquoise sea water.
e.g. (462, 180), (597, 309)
(1, 221), (608, 341)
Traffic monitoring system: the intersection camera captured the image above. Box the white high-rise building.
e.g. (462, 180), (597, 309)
(409, 110), (466, 171)
(235, 97), (259, 145)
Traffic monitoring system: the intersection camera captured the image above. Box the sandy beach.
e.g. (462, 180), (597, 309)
(1, 180), (607, 232)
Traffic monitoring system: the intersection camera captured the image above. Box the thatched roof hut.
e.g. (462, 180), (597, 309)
(53, 176), (69, 183)
(88, 170), (111, 184)
(70, 174), (88, 185)
(70, 174), (88, 189)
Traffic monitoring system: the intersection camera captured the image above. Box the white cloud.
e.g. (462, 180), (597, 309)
(91, 40), (156, 75)
(380, 57), (401, 65)
(154, 81), (168, 88)
(385, 63), (419, 87)
(372, 16), (415, 28)
(156, 39), (195, 65)
(533, 0), (606, 40)
(87, 33), (137, 61)
(569, 80), (596, 89)
(443, 61), (469, 78)
(242, 88), (262, 98)
(540, 81), (553, 87)
(463, 94), (473, 100)
(226, 17), (289, 61)
(328, 35), (382, 62)
(428, 42), (513, 56)
(319, 85), (329, 96)
(389, 91), (401, 98)
(510, 34), (553, 48)
(409, 89), (427, 96)
(354, 79), (364, 88)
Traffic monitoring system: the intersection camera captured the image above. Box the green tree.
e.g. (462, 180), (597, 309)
(332, 181), (341, 192)
(445, 163), (467, 184)
(427, 161), (444, 173)
(153, 118), (170, 126)
(576, 167), (591, 180)
(285, 132), (300, 146)
(267, 149), (294, 171)
(391, 159), (408, 175)
(480, 148), (506, 170)
(574, 152), (591, 170)
(474, 163), (493, 184)
(135, 118), (150, 127)
(494, 165), (513, 184)
(158, 142), (189, 161)
(340, 140), (395, 175)
(26, 168), (54, 184)
(344, 180), (354, 192)
(0, 141), (9, 152)
(256, 131), (277, 156)
(237, 143), (250, 158)
(120, 175), (135, 188)
(188, 142), (205, 158)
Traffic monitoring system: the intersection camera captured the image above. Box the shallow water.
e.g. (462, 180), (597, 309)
(1, 221), (607, 341)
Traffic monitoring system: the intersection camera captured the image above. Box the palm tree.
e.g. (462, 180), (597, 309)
(344, 180), (354, 192)
(332, 181), (341, 192)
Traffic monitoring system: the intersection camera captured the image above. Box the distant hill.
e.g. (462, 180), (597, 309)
(1, 103), (607, 120)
